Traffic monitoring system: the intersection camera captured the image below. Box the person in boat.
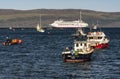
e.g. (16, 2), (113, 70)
(65, 47), (72, 51)
(2, 37), (22, 46)
(2, 37), (12, 45)
(65, 47), (69, 51)
(6, 37), (12, 43)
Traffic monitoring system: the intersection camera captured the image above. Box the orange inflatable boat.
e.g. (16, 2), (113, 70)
(2, 38), (22, 46)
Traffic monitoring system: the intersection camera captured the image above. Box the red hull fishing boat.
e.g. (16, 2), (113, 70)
(87, 25), (109, 49)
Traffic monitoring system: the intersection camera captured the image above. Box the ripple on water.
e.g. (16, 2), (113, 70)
(0, 28), (119, 79)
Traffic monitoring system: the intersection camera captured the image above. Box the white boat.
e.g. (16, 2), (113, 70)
(87, 25), (109, 49)
(36, 14), (45, 32)
(50, 20), (88, 28)
(9, 26), (15, 31)
(50, 12), (88, 28)
(62, 40), (94, 62)
(9, 27), (12, 30)
(36, 24), (45, 32)
(72, 28), (86, 37)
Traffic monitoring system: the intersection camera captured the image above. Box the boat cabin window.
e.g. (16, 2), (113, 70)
(89, 37), (93, 39)
(98, 37), (102, 39)
(76, 43), (79, 47)
(84, 43), (87, 46)
(80, 43), (82, 46)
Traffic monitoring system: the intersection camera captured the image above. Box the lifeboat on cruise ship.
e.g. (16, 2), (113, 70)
(2, 38), (22, 46)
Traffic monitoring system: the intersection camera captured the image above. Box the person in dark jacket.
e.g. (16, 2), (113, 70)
(4, 37), (12, 45)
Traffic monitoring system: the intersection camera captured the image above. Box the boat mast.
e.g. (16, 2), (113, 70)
(78, 11), (86, 36)
(39, 14), (41, 27)
(78, 11), (82, 30)
(97, 20), (102, 32)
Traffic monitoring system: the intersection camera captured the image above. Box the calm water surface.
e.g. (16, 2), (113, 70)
(0, 28), (119, 79)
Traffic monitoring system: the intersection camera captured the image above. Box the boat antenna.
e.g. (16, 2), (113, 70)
(80, 11), (82, 21)
(90, 23), (94, 31)
(97, 20), (101, 32)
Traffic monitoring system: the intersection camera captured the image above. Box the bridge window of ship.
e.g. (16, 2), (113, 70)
(89, 37), (93, 39)
(98, 37), (102, 39)
(76, 43), (79, 47)
(81, 43), (82, 46)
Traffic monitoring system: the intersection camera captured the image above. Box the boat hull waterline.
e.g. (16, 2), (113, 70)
(93, 43), (108, 49)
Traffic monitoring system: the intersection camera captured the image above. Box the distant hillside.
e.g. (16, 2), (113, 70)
(0, 9), (120, 28)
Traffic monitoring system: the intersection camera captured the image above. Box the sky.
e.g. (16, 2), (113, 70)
(0, 0), (119, 12)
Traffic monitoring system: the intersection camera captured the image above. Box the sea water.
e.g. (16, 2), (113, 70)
(0, 28), (119, 79)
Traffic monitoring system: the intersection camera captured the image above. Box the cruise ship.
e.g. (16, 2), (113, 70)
(50, 19), (88, 28)
(50, 12), (88, 28)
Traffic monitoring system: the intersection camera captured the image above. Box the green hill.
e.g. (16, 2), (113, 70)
(0, 9), (120, 28)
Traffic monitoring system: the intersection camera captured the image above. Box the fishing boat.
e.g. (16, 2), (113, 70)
(87, 25), (109, 49)
(36, 14), (45, 32)
(62, 41), (94, 62)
